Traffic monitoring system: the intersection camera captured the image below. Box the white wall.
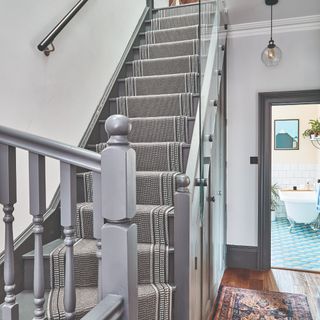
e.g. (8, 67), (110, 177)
(154, 0), (169, 8)
(227, 27), (320, 246)
(0, 0), (145, 252)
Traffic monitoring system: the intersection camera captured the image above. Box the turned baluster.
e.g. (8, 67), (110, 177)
(29, 152), (47, 320)
(92, 172), (103, 301)
(0, 144), (19, 320)
(60, 162), (76, 320)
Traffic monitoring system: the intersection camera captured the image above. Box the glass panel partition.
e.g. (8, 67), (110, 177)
(198, 0), (220, 221)
(186, 2), (227, 317)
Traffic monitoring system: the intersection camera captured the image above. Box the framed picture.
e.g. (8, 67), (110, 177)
(274, 119), (299, 150)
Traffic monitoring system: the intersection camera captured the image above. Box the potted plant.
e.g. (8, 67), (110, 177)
(303, 119), (320, 139)
(302, 128), (315, 139)
(271, 184), (280, 221)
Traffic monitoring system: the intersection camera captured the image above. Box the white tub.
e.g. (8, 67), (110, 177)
(279, 190), (319, 225)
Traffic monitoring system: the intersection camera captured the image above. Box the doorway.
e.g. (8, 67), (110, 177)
(258, 90), (320, 270)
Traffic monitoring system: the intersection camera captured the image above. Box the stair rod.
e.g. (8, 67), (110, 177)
(0, 145), (19, 320)
(29, 153), (46, 320)
(60, 162), (77, 319)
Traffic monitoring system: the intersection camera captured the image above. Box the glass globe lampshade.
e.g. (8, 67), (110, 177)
(261, 40), (282, 67)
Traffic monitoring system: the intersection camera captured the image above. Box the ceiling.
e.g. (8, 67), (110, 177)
(225, 0), (320, 25)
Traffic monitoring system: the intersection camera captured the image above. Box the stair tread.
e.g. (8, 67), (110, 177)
(147, 12), (200, 23)
(23, 238), (63, 259)
(133, 38), (198, 51)
(140, 23), (198, 35)
(152, 1), (200, 12)
(118, 71), (199, 82)
(109, 92), (199, 101)
(153, 1), (199, 11)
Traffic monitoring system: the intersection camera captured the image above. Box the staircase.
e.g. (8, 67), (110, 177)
(0, 3), (207, 320)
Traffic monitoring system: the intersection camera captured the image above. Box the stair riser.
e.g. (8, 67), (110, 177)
(88, 144), (190, 173)
(99, 118), (195, 143)
(77, 172), (180, 206)
(72, 198), (175, 247)
(133, 41), (199, 60)
(118, 75), (199, 97)
(145, 13), (210, 32)
(126, 62), (194, 77)
(152, 2), (215, 18)
(109, 95), (199, 117)
(23, 249), (174, 289)
(139, 27), (198, 46)
(125, 57), (198, 78)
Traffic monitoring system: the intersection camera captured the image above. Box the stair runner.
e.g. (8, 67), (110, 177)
(47, 3), (208, 319)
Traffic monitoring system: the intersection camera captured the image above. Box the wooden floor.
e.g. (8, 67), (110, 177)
(220, 268), (320, 320)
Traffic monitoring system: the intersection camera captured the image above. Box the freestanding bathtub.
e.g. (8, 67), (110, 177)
(279, 190), (319, 229)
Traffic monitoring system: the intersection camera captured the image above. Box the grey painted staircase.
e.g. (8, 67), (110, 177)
(1, 3), (205, 319)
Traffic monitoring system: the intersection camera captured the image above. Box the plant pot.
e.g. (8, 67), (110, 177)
(271, 211), (276, 222)
(311, 134), (316, 139)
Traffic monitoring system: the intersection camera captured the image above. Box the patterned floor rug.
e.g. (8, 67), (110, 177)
(213, 286), (313, 320)
(272, 218), (320, 271)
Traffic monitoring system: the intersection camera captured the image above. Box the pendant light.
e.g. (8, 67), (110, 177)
(261, 0), (282, 67)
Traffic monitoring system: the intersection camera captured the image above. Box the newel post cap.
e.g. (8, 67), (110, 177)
(105, 115), (132, 145)
(176, 174), (190, 192)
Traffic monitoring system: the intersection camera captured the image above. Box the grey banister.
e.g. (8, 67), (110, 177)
(29, 153), (46, 320)
(37, 0), (89, 54)
(101, 115), (138, 320)
(174, 174), (191, 320)
(0, 125), (101, 173)
(0, 144), (19, 320)
(81, 294), (123, 320)
(60, 162), (77, 319)
(92, 172), (103, 301)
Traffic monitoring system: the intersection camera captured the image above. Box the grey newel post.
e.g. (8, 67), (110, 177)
(146, 0), (154, 19)
(92, 172), (103, 301)
(174, 174), (191, 320)
(0, 144), (19, 320)
(29, 153), (47, 320)
(60, 162), (77, 320)
(101, 115), (137, 320)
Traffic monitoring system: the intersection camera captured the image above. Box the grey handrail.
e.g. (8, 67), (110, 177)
(0, 125), (101, 173)
(37, 0), (89, 55)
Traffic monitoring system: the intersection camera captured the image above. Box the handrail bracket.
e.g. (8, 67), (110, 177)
(44, 43), (55, 57)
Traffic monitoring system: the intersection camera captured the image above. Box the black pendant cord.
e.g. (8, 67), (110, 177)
(270, 5), (273, 41)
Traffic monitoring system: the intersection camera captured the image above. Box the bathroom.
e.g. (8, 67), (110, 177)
(271, 104), (320, 271)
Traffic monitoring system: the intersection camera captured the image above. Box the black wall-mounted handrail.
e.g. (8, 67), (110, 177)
(38, 0), (89, 55)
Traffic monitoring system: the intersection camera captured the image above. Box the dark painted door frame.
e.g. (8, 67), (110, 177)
(258, 89), (320, 270)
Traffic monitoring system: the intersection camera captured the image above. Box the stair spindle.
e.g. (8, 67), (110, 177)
(0, 144), (19, 320)
(92, 172), (103, 301)
(101, 115), (137, 320)
(29, 153), (47, 320)
(60, 162), (77, 320)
